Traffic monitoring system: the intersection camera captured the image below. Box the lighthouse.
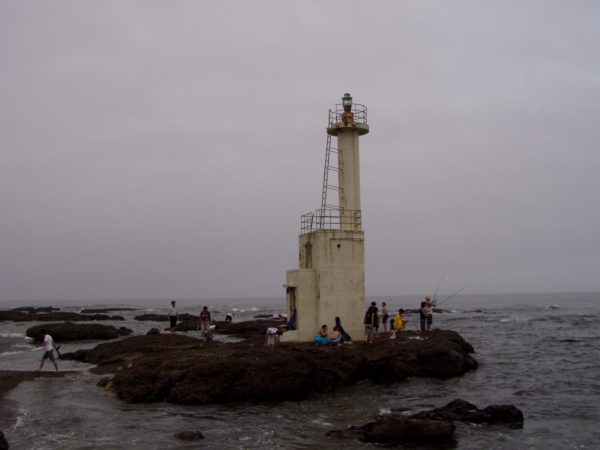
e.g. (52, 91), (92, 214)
(282, 93), (369, 342)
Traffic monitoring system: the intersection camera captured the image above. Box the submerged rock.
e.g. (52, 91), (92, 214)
(65, 329), (477, 405)
(329, 399), (524, 446)
(174, 431), (204, 441)
(26, 322), (132, 342)
(327, 416), (455, 446)
(411, 398), (524, 427)
(0, 430), (8, 450)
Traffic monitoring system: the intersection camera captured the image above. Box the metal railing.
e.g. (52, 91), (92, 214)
(301, 209), (362, 234)
(328, 103), (368, 126)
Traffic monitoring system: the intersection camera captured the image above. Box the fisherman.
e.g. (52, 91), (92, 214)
(419, 301), (428, 340)
(37, 329), (59, 372)
(425, 296), (436, 331)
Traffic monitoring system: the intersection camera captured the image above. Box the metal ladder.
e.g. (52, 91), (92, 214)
(319, 131), (341, 228)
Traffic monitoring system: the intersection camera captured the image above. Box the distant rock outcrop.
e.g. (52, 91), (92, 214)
(0, 310), (124, 322)
(26, 322), (132, 342)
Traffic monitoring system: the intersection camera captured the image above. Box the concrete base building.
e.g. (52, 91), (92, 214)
(282, 94), (369, 342)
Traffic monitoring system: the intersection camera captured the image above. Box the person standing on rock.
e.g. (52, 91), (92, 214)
(168, 301), (178, 334)
(37, 329), (59, 371)
(425, 296), (436, 331)
(381, 302), (389, 333)
(419, 301), (429, 340)
(198, 306), (212, 341)
(265, 326), (279, 348)
(364, 301), (378, 343)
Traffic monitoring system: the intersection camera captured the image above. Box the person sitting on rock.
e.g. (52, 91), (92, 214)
(329, 326), (344, 345)
(314, 324), (329, 347)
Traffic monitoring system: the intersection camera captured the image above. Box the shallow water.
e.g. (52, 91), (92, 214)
(1, 293), (600, 449)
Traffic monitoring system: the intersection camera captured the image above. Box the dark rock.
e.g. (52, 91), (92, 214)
(328, 399), (524, 446)
(12, 306), (60, 313)
(253, 314), (274, 318)
(134, 313), (198, 322)
(0, 310), (123, 322)
(0, 370), (73, 399)
(174, 431), (204, 441)
(146, 328), (161, 335)
(71, 329), (476, 405)
(26, 322), (132, 342)
(327, 416), (455, 446)
(81, 308), (136, 314)
(0, 430), (8, 450)
(412, 398), (524, 427)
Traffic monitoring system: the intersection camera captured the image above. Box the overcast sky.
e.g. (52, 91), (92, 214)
(1, 1), (599, 302)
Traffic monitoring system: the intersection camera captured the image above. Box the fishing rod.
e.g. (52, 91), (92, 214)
(437, 285), (469, 306)
(432, 259), (456, 302)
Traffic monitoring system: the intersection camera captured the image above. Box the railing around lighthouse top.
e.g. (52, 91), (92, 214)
(301, 209), (362, 234)
(328, 103), (368, 126)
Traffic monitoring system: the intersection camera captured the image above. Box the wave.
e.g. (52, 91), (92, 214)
(0, 333), (25, 338)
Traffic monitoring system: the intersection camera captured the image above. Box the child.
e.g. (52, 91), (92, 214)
(265, 327), (279, 347)
(394, 309), (407, 343)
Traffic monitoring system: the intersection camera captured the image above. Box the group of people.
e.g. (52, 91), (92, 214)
(364, 296), (437, 343)
(364, 301), (408, 343)
(313, 324), (346, 346)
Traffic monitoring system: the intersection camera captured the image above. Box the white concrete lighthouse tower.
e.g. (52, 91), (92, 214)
(282, 93), (369, 342)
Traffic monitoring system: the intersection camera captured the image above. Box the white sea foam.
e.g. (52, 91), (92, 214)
(0, 332), (25, 338)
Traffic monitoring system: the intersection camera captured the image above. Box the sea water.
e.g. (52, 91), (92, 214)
(1, 293), (599, 449)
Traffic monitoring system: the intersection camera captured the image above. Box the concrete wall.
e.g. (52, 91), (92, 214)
(282, 229), (365, 342)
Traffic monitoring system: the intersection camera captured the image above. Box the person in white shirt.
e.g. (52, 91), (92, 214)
(37, 329), (59, 371)
(168, 301), (179, 334)
(265, 327), (279, 347)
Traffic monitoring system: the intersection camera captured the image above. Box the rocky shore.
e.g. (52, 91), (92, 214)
(61, 322), (477, 405)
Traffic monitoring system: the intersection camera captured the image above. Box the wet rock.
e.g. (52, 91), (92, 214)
(81, 308), (136, 314)
(69, 329), (476, 405)
(0, 430), (8, 450)
(146, 328), (161, 335)
(412, 399), (524, 427)
(0, 370), (72, 398)
(134, 313), (198, 322)
(327, 416), (455, 446)
(26, 322), (132, 342)
(12, 306), (60, 313)
(174, 431), (204, 441)
(0, 310), (123, 322)
(329, 399), (524, 446)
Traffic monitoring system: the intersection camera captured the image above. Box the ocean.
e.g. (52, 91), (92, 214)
(1, 292), (599, 449)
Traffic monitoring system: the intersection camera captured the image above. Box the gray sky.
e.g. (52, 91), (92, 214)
(2, 1), (599, 302)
